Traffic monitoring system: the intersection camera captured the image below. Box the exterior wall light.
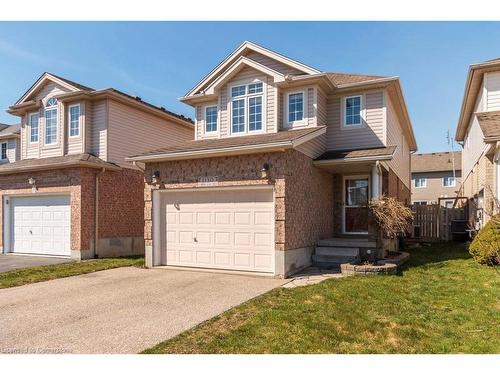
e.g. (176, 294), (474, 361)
(261, 163), (270, 179)
(28, 177), (37, 192)
(151, 171), (160, 185)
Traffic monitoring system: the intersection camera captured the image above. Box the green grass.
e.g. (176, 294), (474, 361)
(143, 243), (499, 354)
(0, 257), (144, 289)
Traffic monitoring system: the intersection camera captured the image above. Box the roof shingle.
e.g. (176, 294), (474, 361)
(411, 152), (461, 173)
(315, 146), (397, 161)
(477, 111), (500, 141)
(326, 72), (387, 86)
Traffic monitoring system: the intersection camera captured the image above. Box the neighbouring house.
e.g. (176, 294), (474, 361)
(128, 41), (417, 277)
(0, 124), (21, 164)
(0, 72), (194, 259)
(411, 151), (462, 207)
(455, 58), (500, 228)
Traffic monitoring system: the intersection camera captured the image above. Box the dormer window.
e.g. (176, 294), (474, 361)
(230, 80), (264, 134)
(205, 105), (218, 134)
(287, 92), (304, 125)
(69, 104), (81, 137)
(44, 97), (58, 145)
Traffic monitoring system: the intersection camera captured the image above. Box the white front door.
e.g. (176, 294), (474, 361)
(343, 177), (369, 234)
(162, 187), (275, 273)
(10, 195), (71, 256)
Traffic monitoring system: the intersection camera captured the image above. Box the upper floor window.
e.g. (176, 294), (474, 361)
(45, 97), (58, 145)
(413, 201), (428, 206)
(230, 81), (264, 134)
(0, 142), (7, 160)
(287, 92), (304, 124)
(414, 177), (427, 188)
(344, 95), (362, 127)
(443, 176), (456, 187)
(205, 106), (218, 133)
(69, 104), (80, 137)
(29, 112), (39, 143)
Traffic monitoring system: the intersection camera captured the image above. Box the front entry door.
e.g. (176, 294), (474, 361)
(343, 177), (369, 234)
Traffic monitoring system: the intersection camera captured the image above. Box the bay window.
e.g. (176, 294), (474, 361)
(29, 112), (39, 143)
(69, 104), (80, 137)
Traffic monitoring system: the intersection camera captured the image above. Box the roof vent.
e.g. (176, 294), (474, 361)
(135, 96), (141, 101)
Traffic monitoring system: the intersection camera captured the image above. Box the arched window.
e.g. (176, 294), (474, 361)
(45, 97), (58, 145)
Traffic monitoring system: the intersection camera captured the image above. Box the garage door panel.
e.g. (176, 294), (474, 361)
(163, 188), (274, 273)
(10, 195), (71, 256)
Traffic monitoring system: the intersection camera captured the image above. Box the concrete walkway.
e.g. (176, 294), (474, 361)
(0, 254), (72, 273)
(0, 267), (284, 354)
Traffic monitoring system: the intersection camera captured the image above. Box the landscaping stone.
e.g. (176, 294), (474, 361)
(282, 267), (344, 288)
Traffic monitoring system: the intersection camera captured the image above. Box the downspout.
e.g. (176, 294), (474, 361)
(94, 167), (106, 258)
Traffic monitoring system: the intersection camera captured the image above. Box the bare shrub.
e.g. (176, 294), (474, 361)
(369, 196), (413, 238)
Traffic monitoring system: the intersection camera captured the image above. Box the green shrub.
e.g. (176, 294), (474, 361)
(469, 215), (500, 265)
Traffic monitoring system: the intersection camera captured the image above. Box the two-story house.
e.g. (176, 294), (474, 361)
(411, 151), (462, 207)
(0, 124), (20, 164)
(455, 58), (500, 228)
(0, 72), (193, 259)
(129, 41), (417, 277)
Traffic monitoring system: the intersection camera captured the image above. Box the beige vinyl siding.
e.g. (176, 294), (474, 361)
(485, 71), (500, 111)
(0, 138), (18, 163)
(317, 88), (327, 127)
(84, 101), (93, 154)
(107, 99), (193, 167)
(89, 100), (108, 160)
(385, 95), (411, 188)
(295, 132), (327, 159)
(463, 88), (487, 178)
(67, 102), (85, 155)
(411, 171), (462, 204)
(326, 91), (385, 151)
(217, 66), (275, 137)
(244, 50), (305, 76)
(307, 88), (315, 127)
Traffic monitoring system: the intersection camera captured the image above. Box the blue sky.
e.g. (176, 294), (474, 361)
(1, 21), (499, 152)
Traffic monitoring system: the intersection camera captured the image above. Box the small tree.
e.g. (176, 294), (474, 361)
(368, 196), (413, 239)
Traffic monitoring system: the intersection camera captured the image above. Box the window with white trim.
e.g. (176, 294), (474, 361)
(205, 106), (218, 133)
(69, 104), (80, 137)
(29, 112), (39, 143)
(344, 95), (362, 127)
(45, 97), (58, 145)
(287, 92), (304, 124)
(443, 176), (456, 187)
(0, 142), (7, 160)
(414, 177), (427, 188)
(413, 201), (428, 206)
(230, 81), (264, 134)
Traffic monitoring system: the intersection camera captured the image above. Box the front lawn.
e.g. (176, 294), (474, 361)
(0, 257), (144, 289)
(144, 243), (499, 354)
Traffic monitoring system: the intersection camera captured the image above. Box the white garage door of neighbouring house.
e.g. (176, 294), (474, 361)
(10, 195), (71, 256)
(162, 187), (275, 274)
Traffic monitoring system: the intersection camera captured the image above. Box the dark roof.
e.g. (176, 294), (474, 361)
(411, 151), (461, 173)
(130, 127), (325, 159)
(326, 72), (387, 86)
(0, 124), (21, 138)
(477, 111), (500, 141)
(0, 153), (121, 175)
(48, 72), (95, 91)
(16, 72), (193, 125)
(0, 123), (9, 132)
(315, 146), (397, 161)
(108, 88), (194, 124)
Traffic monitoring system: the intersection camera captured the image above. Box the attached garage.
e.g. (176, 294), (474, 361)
(4, 195), (71, 257)
(158, 186), (275, 274)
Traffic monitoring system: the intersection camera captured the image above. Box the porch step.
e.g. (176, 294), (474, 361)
(315, 246), (359, 257)
(312, 254), (359, 265)
(318, 238), (376, 248)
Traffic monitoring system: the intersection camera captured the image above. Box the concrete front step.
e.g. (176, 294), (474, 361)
(312, 254), (359, 265)
(318, 238), (376, 248)
(315, 246), (359, 257)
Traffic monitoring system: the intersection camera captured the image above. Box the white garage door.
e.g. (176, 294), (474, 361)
(163, 187), (275, 273)
(10, 195), (71, 256)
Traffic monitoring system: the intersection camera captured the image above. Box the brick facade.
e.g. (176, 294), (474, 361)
(143, 149), (334, 254)
(0, 167), (145, 259)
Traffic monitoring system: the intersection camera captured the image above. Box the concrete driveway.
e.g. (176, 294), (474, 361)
(0, 254), (72, 273)
(0, 267), (284, 354)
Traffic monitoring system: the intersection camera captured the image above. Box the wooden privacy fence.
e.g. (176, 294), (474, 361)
(412, 204), (467, 241)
